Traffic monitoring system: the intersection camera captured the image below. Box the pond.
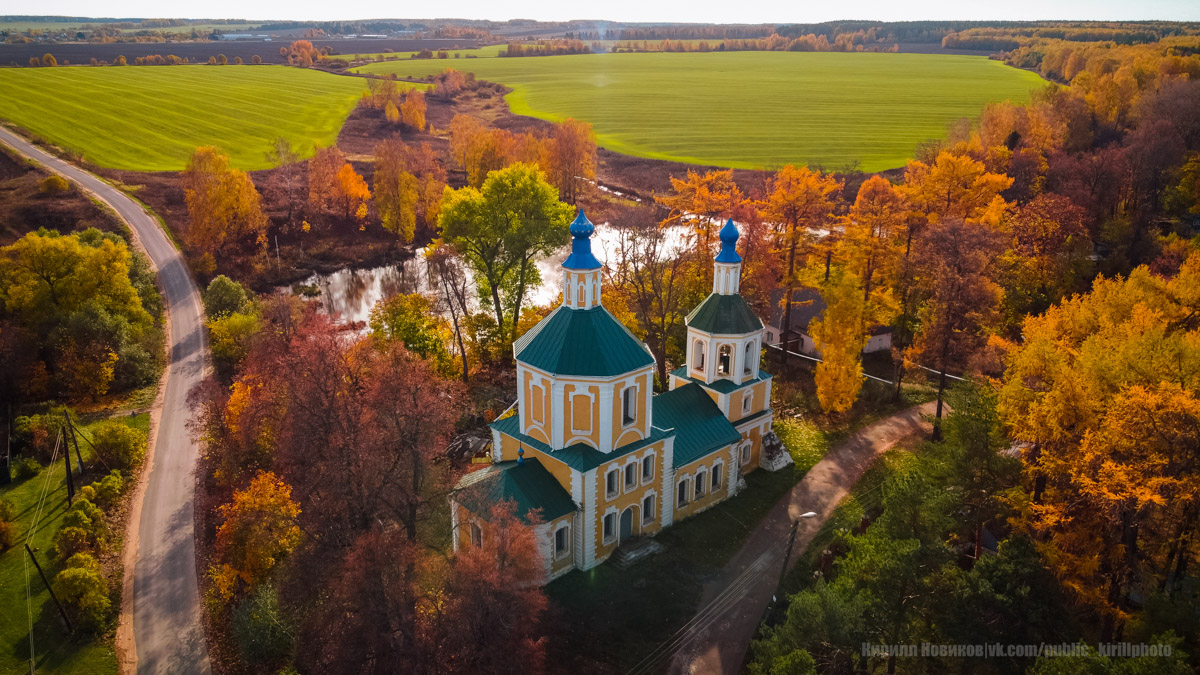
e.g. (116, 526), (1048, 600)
(292, 222), (693, 324)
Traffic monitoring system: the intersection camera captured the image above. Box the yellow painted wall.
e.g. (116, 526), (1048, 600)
(592, 440), (666, 559)
(614, 368), (652, 447)
(564, 382), (601, 447)
(672, 445), (735, 521)
(547, 513), (576, 576)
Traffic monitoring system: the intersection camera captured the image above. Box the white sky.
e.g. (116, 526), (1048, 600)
(20, 0), (1200, 24)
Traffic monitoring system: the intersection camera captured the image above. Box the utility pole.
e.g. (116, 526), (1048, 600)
(3, 403), (11, 486)
(25, 544), (72, 632)
(65, 412), (85, 476)
(62, 430), (75, 505)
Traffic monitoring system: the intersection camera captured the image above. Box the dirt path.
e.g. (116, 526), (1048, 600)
(657, 402), (936, 675)
(0, 126), (212, 674)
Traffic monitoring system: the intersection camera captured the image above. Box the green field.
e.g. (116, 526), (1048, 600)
(0, 65), (367, 171)
(355, 51), (1046, 171)
(337, 43), (506, 61)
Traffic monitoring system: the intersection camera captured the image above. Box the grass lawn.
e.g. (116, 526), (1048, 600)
(0, 65), (368, 171)
(353, 51), (1046, 172)
(0, 413), (149, 675)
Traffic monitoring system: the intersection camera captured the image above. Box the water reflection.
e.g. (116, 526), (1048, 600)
(296, 223), (692, 324)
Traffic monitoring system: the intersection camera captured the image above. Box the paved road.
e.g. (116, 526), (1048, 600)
(0, 127), (212, 674)
(654, 402), (936, 675)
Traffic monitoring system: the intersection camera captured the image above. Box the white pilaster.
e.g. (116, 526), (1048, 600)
(599, 384), (614, 452)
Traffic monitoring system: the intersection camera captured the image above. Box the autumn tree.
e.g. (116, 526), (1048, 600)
(449, 114), (511, 188)
(439, 163), (573, 345)
(373, 139), (446, 243)
(996, 192), (1091, 328)
(658, 169), (746, 258)
(808, 271), (868, 413)
(307, 144), (346, 215)
(210, 471), (302, 600)
(384, 99), (400, 125)
(287, 40), (318, 66)
(435, 502), (549, 673)
(907, 220), (1004, 439)
(841, 175), (907, 301)
(368, 293), (452, 373)
(900, 151), (1012, 226)
(547, 118), (597, 204)
(42, 53), (56, 66)
(335, 163), (371, 222)
(756, 165), (843, 358)
(605, 204), (691, 383)
(181, 146), (269, 265)
(999, 253), (1200, 638)
(400, 87), (426, 131)
(425, 244), (473, 382)
(264, 137), (301, 226)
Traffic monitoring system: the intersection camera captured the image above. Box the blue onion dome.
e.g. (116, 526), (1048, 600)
(563, 210), (602, 270)
(569, 210), (595, 238)
(715, 218), (742, 263)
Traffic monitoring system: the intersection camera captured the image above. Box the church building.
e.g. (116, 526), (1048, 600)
(450, 212), (787, 580)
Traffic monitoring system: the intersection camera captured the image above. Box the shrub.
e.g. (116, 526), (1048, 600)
(91, 421), (146, 471)
(14, 413), (64, 463)
(0, 521), (13, 552)
(40, 175), (70, 194)
(0, 498), (16, 522)
(14, 456), (41, 480)
(55, 553), (111, 631)
(232, 583), (296, 666)
(78, 485), (97, 503)
(61, 498), (108, 549)
(94, 471), (125, 507)
(53, 526), (91, 559)
(203, 275), (249, 318)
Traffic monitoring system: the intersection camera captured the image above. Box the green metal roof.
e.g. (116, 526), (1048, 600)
(514, 305), (654, 377)
(653, 384), (743, 468)
(670, 366), (773, 395)
(491, 414), (670, 473)
(454, 458), (577, 524)
(686, 293), (763, 335)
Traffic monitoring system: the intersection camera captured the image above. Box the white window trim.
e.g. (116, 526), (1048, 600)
(469, 521), (483, 548)
(641, 452), (655, 482)
(623, 460), (639, 493)
(642, 490), (658, 524)
(695, 468), (708, 498)
(677, 475), (692, 508)
(742, 391), (753, 413)
(553, 523), (571, 560)
(712, 460), (725, 491)
(743, 340), (755, 375)
(570, 390), (595, 435)
(602, 508), (618, 544)
(605, 468), (620, 499)
(621, 382), (639, 428)
(693, 339), (707, 372)
(717, 344), (733, 376)
(531, 381), (545, 425)
(739, 440), (752, 466)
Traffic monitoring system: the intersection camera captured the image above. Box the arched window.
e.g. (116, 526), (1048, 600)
(744, 341), (755, 375)
(642, 494), (656, 524)
(693, 340), (706, 372)
(718, 345), (732, 376)
(577, 284), (584, 306)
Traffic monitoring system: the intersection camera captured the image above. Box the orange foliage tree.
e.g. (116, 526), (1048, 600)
(180, 146), (269, 267)
(209, 470), (302, 600)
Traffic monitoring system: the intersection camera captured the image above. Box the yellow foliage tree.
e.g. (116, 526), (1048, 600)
(211, 471), (302, 598)
(400, 88), (426, 130)
(900, 151), (1013, 225)
(180, 146), (268, 259)
(999, 252), (1200, 637)
(808, 271), (868, 413)
(384, 99), (400, 125)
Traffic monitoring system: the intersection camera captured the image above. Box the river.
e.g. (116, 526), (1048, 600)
(293, 222), (692, 324)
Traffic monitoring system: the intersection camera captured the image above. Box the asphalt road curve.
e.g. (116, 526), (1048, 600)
(0, 126), (212, 674)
